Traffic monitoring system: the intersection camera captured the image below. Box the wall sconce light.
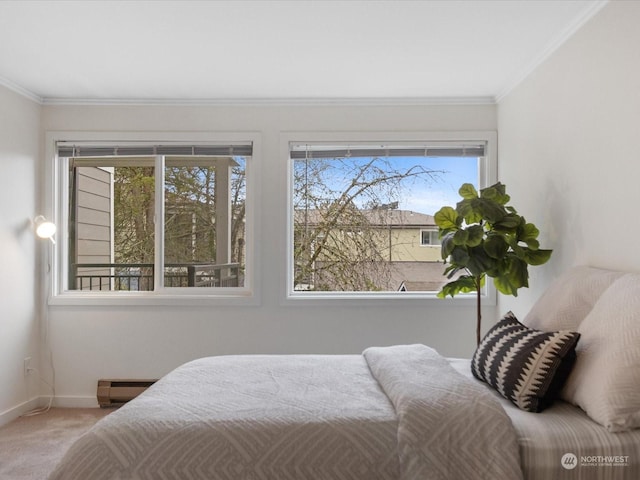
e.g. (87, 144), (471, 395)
(34, 215), (56, 244)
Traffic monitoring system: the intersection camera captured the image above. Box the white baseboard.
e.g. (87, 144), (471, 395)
(0, 397), (42, 428)
(0, 396), (100, 426)
(50, 395), (99, 408)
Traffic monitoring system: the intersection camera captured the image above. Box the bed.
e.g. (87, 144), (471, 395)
(49, 266), (640, 479)
(48, 345), (522, 480)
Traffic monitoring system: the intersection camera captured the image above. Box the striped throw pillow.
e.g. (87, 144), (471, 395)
(471, 312), (580, 413)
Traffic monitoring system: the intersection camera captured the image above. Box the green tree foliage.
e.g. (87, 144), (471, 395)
(114, 167), (155, 264)
(113, 166), (155, 290)
(164, 166), (216, 264)
(113, 159), (246, 275)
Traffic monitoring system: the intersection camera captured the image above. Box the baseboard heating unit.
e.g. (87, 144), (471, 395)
(97, 379), (157, 407)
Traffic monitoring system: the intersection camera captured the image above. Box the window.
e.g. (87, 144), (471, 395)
(420, 229), (439, 246)
(288, 134), (495, 297)
(53, 138), (254, 300)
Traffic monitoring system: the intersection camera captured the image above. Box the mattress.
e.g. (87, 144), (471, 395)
(449, 358), (640, 480)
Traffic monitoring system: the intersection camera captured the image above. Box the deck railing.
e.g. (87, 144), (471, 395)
(71, 263), (241, 291)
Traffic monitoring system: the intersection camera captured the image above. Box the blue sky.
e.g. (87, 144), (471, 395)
(294, 155), (479, 216)
(396, 156), (478, 215)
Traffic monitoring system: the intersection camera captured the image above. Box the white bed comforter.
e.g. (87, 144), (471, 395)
(49, 345), (522, 480)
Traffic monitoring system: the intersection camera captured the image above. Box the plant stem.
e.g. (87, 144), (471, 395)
(476, 277), (482, 346)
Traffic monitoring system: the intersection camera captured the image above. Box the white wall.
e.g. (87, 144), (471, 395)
(41, 103), (497, 404)
(0, 86), (41, 424)
(498, 1), (640, 318)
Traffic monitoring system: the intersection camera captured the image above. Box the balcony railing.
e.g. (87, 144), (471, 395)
(71, 263), (241, 291)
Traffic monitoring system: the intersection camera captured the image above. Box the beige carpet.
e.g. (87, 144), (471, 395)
(0, 407), (112, 480)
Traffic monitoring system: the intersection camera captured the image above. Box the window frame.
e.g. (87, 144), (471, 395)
(45, 131), (261, 306)
(282, 130), (498, 306)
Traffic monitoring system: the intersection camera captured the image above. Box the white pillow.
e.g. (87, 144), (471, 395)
(561, 273), (640, 432)
(523, 266), (623, 332)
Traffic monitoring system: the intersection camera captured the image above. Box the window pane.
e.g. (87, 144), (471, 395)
(163, 156), (246, 288)
(420, 230), (439, 246)
(68, 161), (155, 291)
(291, 148), (478, 293)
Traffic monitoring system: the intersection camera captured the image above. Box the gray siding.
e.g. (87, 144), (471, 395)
(74, 167), (112, 290)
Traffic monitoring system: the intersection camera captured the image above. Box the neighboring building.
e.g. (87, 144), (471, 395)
(362, 209), (442, 263)
(294, 207), (449, 292)
(71, 165), (113, 290)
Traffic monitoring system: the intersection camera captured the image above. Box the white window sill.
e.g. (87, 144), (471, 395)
(282, 290), (496, 307)
(48, 290), (259, 307)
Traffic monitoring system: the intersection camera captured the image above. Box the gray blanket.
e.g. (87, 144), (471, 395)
(49, 345), (521, 480)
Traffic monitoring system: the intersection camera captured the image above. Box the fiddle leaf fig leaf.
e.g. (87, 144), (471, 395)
(443, 264), (463, 279)
(493, 275), (519, 296)
(466, 225), (485, 247)
(437, 275), (478, 298)
(434, 206), (459, 231)
(508, 257), (529, 288)
(456, 199), (482, 224)
(450, 246), (470, 266)
(483, 234), (508, 259)
(453, 229), (469, 245)
(494, 213), (521, 231)
(511, 243), (525, 259)
(474, 198), (507, 223)
(519, 222), (541, 248)
(466, 246), (497, 277)
(458, 183), (478, 200)
(481, 182), (510, 205)
(522, 248), (553, 265)
(440, 232), (456, 259)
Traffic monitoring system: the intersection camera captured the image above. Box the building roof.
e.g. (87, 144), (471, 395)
(295, 208), (436, 228)
(365, 209), (436, 227)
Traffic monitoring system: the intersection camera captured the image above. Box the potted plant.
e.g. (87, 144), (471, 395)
(434, 182), (552, 345)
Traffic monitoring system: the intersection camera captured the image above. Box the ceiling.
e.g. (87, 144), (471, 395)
(0, 0), (606, 105)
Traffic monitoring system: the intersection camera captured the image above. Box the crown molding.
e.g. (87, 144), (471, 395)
(0, 79), (496, 106)
(0, 74), (496, 107)
(496, 0), (609, 103)
(0, 75), (42, 104)
(40, 96), (496, 107)
(0, 80), (496, 106)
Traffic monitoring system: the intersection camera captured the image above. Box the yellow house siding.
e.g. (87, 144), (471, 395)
(388, 227), (441, 262)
